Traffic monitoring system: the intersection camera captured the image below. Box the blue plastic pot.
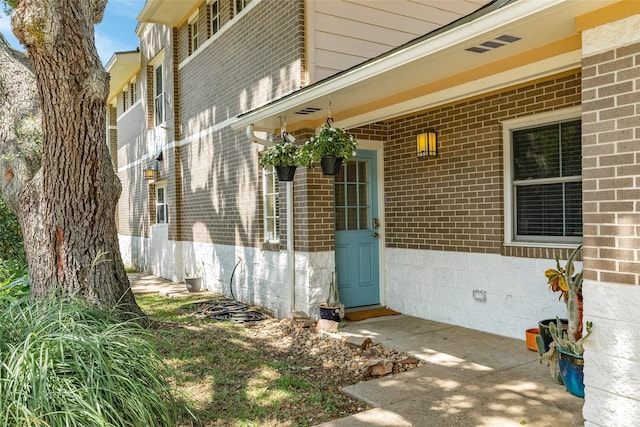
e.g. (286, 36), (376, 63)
(557, 346), (585, 398)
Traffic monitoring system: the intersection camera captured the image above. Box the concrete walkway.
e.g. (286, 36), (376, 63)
(128, 274), (583, 426)
(129, 272), (210, 297)
(316, 315), (584, 427)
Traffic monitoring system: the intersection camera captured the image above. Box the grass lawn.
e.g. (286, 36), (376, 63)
(137, 295), (367, 427)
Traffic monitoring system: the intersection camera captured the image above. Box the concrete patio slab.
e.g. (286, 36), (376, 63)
(315, 314), (584, 426)
(127, 273), (583, 426)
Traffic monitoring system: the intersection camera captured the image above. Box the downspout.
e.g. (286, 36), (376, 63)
(246, 124), (296, 317)
(246, 124), (275, 147)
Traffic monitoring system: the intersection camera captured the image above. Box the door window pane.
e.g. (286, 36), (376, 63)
(334, 159), (369, 231)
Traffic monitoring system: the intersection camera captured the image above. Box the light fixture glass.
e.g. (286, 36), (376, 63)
(143, 167), (157, 180)
(417, 131), (437, 158)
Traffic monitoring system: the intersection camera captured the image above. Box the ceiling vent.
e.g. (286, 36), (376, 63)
(294, 107), (322, 115)
(465, 34), (521, 54)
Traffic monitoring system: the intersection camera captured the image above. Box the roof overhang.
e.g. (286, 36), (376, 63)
(137, 0), (200, 26)
(231, 0), (618, 134)
(105, 51), (141, 104)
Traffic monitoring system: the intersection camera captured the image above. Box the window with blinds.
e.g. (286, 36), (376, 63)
(512, 119), (582, 242)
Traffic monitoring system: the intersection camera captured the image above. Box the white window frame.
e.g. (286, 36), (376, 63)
(210, 0), (220, 36)
(502, 106), (582, 247)
(130, 79), (138, 105)
(189, 12), (199, 53)
(122, 86), (130, 112)
(234, 0), (252, 15)
(155, 184), (168, 225)
(153, 63), (165, 126)
(262, 167), (279, 243)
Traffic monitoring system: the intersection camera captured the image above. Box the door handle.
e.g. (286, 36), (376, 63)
(372, 232), (380, 238)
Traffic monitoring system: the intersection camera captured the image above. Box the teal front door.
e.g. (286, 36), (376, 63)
(334, 150), (380, 308)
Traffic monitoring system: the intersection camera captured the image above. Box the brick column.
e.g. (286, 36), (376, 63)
(580, 13), (640, 427)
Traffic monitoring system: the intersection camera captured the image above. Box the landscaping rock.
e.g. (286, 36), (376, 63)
(361, 359), (394, 377)
(316, 319), (339, 333)
(344, 336), (373, 350)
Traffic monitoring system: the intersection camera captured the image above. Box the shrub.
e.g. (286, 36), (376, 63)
(0, 295), (177, 426)
(0, 197), (26, 264)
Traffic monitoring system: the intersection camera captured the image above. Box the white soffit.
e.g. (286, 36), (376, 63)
(105, 51), (140, 103)
(137, 0), (201, 26)
(232, 0), (617, 132)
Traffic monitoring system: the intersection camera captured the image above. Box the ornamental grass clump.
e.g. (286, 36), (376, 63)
(0, 294), (176, 427)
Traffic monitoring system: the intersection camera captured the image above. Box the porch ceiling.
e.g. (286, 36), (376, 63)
(231, 0), (616, 134)
(137, 0), (200, 26)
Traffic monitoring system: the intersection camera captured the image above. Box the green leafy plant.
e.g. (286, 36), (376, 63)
(544, 245), (583, 341)
(185, 261), (204, 279)
(306, 122), (358, 162)
(297, 141), (316, 168)
(549, 317), (592, 356)
(0, 295), (177, 426)
(541, 245), (590, 359)
(0, 197), (26, 264)
(259, 142), (302, 168)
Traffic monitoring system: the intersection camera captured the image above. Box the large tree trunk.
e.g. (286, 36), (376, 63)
(0, 1), (142, 317)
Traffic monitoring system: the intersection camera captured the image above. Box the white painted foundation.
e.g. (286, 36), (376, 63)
(119, 234), (335, 319)
(385, 248), (571, 340)
(582, 280), (640, 426)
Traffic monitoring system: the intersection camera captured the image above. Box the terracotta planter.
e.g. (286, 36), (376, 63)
(525, 328), (539, 352)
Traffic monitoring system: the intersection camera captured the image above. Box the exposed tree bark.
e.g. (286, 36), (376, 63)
(0, 1), (143, 318)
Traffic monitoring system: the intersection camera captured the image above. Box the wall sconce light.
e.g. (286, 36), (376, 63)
(143, 167), (157, 180)
(417, 131), (437, 158)
(143, 151), (164, 180)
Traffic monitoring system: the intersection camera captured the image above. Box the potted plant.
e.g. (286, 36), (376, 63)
(306, 121), (358, 175)
(259, 142), (301, 181)
(537, 245), (592, 397)
(548, 317), (592, 398)
(319, 272), (343, 322)
(184, 261), (204, 292)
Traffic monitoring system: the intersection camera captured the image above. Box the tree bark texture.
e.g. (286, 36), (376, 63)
(0, 1), (142, 317)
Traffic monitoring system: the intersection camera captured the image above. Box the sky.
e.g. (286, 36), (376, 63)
(0, 0), (146, 65)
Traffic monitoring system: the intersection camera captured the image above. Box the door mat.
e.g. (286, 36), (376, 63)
(344, 308), (401, 321)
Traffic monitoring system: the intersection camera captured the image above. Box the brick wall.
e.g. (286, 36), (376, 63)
(582, 41), (640, 286)
(117, 24), (174, 239)
(118, 165), (152, 238)
(176, 0), (306, 248)
(382, 71), (581, 258)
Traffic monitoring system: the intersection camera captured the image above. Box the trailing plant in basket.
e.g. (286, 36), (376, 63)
(259, 142), (302, 168)
(307, 122), (358, 162)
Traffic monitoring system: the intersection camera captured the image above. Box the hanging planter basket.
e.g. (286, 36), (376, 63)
(275, 165), (297, 181)
(320, 156), (343, 175)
